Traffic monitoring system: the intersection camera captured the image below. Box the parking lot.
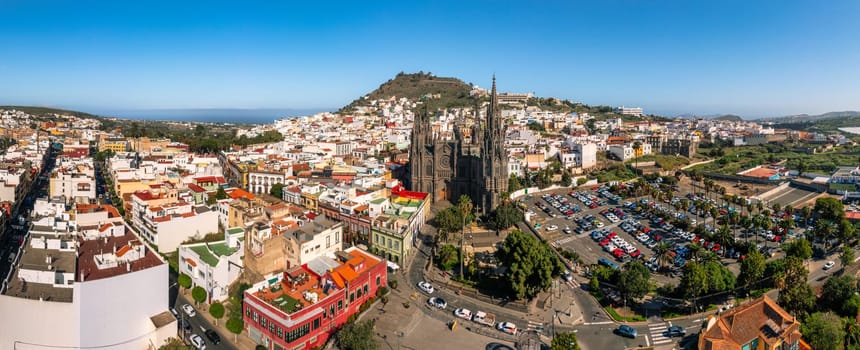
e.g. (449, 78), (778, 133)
(521, 184), (779, 287)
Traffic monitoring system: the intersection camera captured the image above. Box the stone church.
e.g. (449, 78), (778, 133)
(408, 77), (508, 215)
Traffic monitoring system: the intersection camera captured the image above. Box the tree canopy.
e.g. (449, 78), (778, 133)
(819, 276), (859, 317)
(336, 320), (379, 350)
(209, 301), (225, 325)
(777, 256), (815, 318)
(784, 238), (812, 260)
(269, 183), (285, 200)
(802, 312), (846, 350)
(488, 202), (523, 230)
(617, 261), (651, 303)
(191, 286), (207, 305)
(551, 331), (582, 350)
(738, 250), (766, 289)
(496, 230), (564, 300)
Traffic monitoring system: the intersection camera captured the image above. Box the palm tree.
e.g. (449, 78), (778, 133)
(716, 224), (733, 254)
(688, 243), (705, 263)
(457, 195), (473, 278)
(654, 242), (673, 272)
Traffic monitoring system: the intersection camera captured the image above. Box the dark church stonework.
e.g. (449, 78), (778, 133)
(408, 77), (508, 214)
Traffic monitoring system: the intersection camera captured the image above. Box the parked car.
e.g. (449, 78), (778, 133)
(189, 334), (206, 350)
(417, 281), (434, 294)
(204, 329), (221, 345)
(824, 261), (836, 270)
(614, 325), (638, 338)
(427, 297), (447, 309)
(182, 304), (196, 317)
(497, 321), (518, 335)
(454, 308), (473, 320)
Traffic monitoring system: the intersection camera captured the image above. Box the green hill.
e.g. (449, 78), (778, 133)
(0, 105), (102, 120)
(339, 72), (474, 113)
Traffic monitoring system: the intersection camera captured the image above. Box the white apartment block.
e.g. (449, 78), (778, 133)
(283, 217), (344, 268)
(49, 161), (96, 204)
(131, 199), (220, 253)
(618, 106), (644, 117)
(0, 201), (173, 350)
(572, 143), (597, 169)
(248, 170), (286, 195)
(178, 228), (244, 302)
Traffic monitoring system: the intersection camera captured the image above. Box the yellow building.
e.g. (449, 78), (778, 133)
(99, 138), (128, 153)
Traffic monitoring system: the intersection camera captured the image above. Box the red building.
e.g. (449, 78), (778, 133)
(243, 247), (387, 350)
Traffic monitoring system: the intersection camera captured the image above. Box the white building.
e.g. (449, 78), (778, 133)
(49, 159), (96, 204)
(131, 199), (220, 254)
(618, 106), (644, 117)
(178, 227), (244, 302)
(572, 143), (597, 169)
(283, 217), (343, 269)
(0, 203), (173, 350)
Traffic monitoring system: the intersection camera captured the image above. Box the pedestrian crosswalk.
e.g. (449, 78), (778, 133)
(526, 320), (545, 331)
(648, 322), (672, 345)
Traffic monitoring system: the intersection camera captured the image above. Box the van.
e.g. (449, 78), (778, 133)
(7, 251), (16, 264)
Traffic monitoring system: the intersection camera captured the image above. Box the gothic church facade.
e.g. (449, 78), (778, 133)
(408, 77), (508, 215)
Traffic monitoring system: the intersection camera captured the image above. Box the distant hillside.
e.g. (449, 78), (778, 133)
(713, 114), (743, 122)
(758, 111), (860, 123)
(339, 72), (474, 113)
(0, 105), (101, 120)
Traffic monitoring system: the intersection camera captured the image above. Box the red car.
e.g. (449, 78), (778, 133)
(629, 249), (641, 258)
(599, 238), (611, 247)
(642, 227), (650, 233)
(612, 248), (626, 259)
(607, 232), (617, 239)
(589, 203), (599, 209)
(712, 243), (721, 252)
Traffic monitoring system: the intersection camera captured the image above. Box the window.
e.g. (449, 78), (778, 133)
(335, 232), (339, 243)
(376, 275), (381, 286)
(394, 241), (399, 250)
(246, 307), (251, 317)
(330, 305), (335, 316)
(350, 292), (355, 303)
(388, 239), (392, 249)
(357, 289), (362, 298)
(313, 318), (320, 330)
(338, 300), (343, 310)
(326, 235), (330, 248)
(364, 284), (369, 295)
(253, 312), (258, 322)
(261, 317), (267, 327)
(269, 323), (275, 333)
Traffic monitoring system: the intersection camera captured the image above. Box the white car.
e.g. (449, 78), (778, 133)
(417, 281), (434, 294)
(189, 334), (206, 350)
(454, 308), (473, 320)
(497, 321), (518, 335)
(546, 225), (559, 231)
(427, 297), (447, 309)
(823, 261), (836, 270)
(182, 304), (196, 317)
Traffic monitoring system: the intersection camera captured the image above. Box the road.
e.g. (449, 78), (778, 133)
(0, 147), (56, 281)
(170, 271), (238, 350)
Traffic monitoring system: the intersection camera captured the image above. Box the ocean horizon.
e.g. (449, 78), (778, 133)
(98, 108), (333, 125)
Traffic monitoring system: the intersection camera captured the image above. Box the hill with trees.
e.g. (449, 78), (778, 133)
(339, 71), (475, 113)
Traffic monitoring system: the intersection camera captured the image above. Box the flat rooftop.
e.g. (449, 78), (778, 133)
(4, 274), (74, 302)
(77, 233), (163, 282)
(189, 242), (237, 267)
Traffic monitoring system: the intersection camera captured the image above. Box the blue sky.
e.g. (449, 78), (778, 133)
(1, 0), (858, 118)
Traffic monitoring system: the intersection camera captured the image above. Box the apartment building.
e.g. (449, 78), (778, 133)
(178, 227), (245, 302)
(0, 202), (173, 350)
(243, 247), (386, 350)
(131, 199), (219, 253)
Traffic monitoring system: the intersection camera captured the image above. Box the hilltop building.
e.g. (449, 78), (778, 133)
(408, 77), (508, 214)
